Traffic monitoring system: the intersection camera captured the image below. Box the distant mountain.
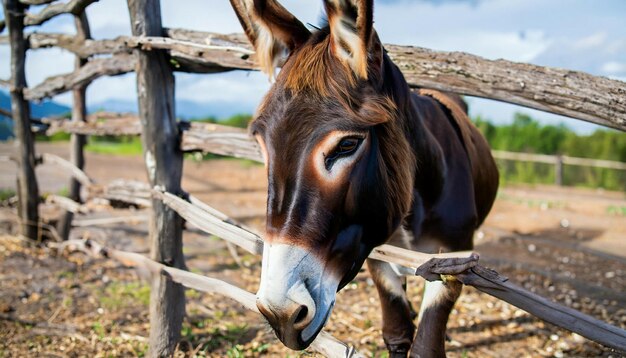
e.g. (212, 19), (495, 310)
(0, 90), (256, 141)
(0, 90), (71, 140)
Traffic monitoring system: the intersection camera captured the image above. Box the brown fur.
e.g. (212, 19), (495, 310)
(418, 89), (499, 224)
(283, 37), (357, 97)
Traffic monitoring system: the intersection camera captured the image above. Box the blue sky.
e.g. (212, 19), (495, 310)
(1, 0), (625, 133)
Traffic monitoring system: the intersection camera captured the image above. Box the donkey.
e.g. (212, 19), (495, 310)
(229, 0), (499, 356)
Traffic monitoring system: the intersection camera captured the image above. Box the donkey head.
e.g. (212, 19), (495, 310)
(231, 0), (415, 349)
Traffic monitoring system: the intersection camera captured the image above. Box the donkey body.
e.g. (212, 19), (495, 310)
(229, 1), (498, 356)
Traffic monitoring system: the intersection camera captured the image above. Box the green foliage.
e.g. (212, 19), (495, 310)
(35, 131), (71, 142)
(85, 135), (143, 155)
(473, 113), (626, 191)
(194, 113), (252, 129)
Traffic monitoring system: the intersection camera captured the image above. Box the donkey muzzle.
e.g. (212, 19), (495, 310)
(256, 243), (338, 350)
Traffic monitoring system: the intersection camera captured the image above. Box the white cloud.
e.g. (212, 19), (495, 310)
(176, 71), (269, 105)
(601, 61), (626, 75)
(85, 73), (136, 104)
(573, 32), (607, 50)
(0, 46), (9, 80)
(84, 1), (131, 38)
(25, 48), (74, 90)
(422, 30), (551, 62)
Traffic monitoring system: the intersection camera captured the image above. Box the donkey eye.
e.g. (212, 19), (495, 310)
(324, 136), (363, 171)
(337, 138), (359, 154)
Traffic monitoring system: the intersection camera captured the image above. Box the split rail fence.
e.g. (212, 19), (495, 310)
(1, 0), (626, 356)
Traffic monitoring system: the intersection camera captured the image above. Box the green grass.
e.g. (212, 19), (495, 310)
(98, 281), (150, 309)
(85, 136), (143, 156)
(606, 205), (626, 216)
(0, 188), (16, 201)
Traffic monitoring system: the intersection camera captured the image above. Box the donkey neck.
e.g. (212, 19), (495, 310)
(378, 52), (446, 205)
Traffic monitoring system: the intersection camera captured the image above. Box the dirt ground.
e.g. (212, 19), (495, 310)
(0, 142), (625, 357)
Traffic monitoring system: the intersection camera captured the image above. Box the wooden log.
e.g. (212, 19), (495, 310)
(58, 11), (92, 241)
(23, 0), (97, 26)
(24, 54), (135, 101)
(180, 122), (262, 161)
(56, 238), (363, 358)
(23, 33), (133, 58)
(163, 28), (255, 73)
(71, 215), (149, 227)
(96, 179), (152, 207)
(388, 45), (626, 131)
(3, 0), (40, 240)
(447, 265), (626, 352)
(46, 194), (89, 214)
(7, 30), (625, 130)
(20, 0), (56, 5)
(44, 113), (142, 136)
(491, 150), (626, 170)
(40, 153), (93, 188)
(127, 0), (185, 356)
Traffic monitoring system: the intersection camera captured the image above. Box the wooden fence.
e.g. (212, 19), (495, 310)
(491, 150), (626, 186)
(1, 0), (626, 356)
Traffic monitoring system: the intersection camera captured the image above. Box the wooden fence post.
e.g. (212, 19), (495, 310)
(3, 0), (40, 240)
(555, 155), (564, 186)
(127, 0), (186, 356)
(57, 11), (91, 240)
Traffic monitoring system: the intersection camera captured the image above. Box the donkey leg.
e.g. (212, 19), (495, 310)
(367, 258), (416, 357)
(410, 273), (462, 358)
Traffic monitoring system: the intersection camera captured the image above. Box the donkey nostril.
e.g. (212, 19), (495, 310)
(292, 305), (309, 329)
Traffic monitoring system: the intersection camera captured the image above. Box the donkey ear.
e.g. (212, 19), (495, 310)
(229, 0), (311, 79)
(324, 0), (375, 79)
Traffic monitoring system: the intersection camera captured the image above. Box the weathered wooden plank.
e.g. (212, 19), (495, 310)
(8, 29), (625, 130)
(491, 150), (626, 170)
(3, 0), (40, 240)
(180, 122), (262, 161)
(153, 190), (263, 255)
(163, 28), (255, 73)
(127, 0), (185, 356)
(20, 0), (56, 5)
(58, 11), (92, 241)
(446, 265), (626, 352)
(23, 0), (97, 26)
(24, 54), (135, 101)
(388, 45), (626, 131)
(40, 153), (93, 188)
(20, 31), (255, 72)
(44, 113), (142, 135)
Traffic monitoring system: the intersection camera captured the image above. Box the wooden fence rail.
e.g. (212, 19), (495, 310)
(1, 31), (625, 130)
(491, 149), (626, 186)
(40, 115), (626, 181)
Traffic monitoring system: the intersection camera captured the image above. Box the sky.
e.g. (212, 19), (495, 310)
(1, 0), (625, 133)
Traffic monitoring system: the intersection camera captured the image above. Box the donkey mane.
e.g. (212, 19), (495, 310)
(283, 30), (355, 97)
